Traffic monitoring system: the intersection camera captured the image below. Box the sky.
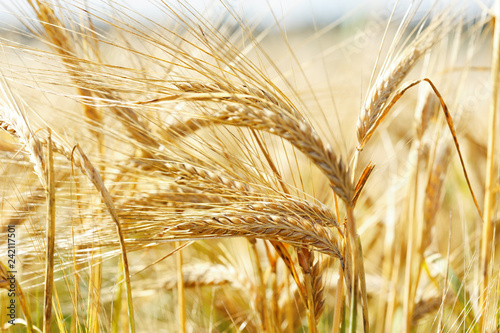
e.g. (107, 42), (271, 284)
(0, 0), (492, 29)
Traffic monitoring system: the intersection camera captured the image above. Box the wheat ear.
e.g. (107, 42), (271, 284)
(206, 104), (353, 202)
(26, 1), (104, 142)
(148, 211), (342, 258)
(135, 79), (352, 201)
(355, 11), (453, 149)
(357, 43), (431, 149)
(0, 104), (46, 188)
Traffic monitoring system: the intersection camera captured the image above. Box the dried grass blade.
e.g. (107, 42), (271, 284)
(422, 78), (482, 220)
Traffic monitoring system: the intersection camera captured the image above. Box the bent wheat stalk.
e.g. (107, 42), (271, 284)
(72, 145), (136, 333)
(364, 77), (481, 218)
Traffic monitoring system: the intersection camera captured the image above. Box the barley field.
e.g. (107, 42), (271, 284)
(0, 0), (498, 332)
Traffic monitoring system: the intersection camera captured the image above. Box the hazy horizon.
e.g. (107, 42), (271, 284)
(0, 0), (490, 30)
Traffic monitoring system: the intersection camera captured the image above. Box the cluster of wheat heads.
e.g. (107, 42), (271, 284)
(0, 0), (498, 332)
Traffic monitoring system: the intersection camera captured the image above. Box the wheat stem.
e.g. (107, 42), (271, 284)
(176, 241), (186, 333)
(332, 259), (345, 333)
(112, 259), (124, 333)
(43, 132), (55, 333)
(480, 3), (500, 329)
(249, 239), (268, 331)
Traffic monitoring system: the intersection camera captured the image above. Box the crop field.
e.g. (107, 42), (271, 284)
(0, 1), (498, 332)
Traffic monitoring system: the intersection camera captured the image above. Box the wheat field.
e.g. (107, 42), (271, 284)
(0, 0), (498, 332)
